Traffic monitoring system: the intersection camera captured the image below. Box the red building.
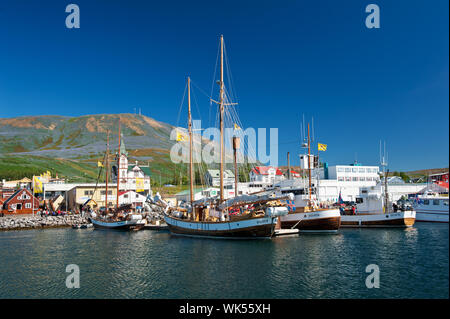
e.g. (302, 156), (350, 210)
(2, 189), (40, 215)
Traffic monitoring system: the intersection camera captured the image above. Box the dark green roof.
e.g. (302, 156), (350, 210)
(140, 167), (151, 176)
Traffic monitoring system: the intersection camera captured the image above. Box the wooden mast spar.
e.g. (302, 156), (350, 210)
(116, 119), (121, 210)
(308, 123), (312, 208)
(105, 131), (109, 214)
(188, 76), (195, 220)
(219, 35), (225, 204)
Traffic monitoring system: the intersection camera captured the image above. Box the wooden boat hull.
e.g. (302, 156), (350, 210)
(280, 208), (341, 232)
(89, 217), (145, 230)
(164, 214), (276, 239)
(340, 211), (416, 228)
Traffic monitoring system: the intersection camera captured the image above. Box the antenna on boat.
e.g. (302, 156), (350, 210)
(301, 114), (307, 148)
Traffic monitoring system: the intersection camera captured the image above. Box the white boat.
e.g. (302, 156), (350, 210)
(341, 184), (416, 228)
(413, 193), (449, 223)
(271, 121), (341, 233)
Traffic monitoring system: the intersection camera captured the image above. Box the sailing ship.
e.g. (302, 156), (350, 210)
(89, 123), (146, 231)
(340, 145), (416, 228)
(274, 122), (341, 232)
(164, 36), (293, 239)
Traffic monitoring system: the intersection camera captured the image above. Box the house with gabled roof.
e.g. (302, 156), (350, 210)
(2, 188), (39, 215)
(249, 166), (285, 184)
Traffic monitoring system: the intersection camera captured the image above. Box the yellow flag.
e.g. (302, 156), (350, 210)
(97, 161), (104, 167)
(318, 143), (327, 151)
(176, 131), (187, 142)
(234, 123), (241, 130)
(33, 176), (43, 193)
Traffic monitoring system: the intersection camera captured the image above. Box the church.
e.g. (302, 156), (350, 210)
(111, 136), (152, 196)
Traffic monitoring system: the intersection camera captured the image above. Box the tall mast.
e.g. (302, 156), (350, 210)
(233, 137), (240, 197)
(219, 35), (225, 203)
(188, 77), (194, 217)
(116, 119), (121, 209)
(105, 131), (109, 214)
(308, 123), (312, 207)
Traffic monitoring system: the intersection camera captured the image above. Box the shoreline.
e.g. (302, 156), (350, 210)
(0, 215), (90, 232)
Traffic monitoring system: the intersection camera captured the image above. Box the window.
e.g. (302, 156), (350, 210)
(124, 195), (128, 198)
(356, 198), (363, 203)
(352, 168), (357, 173)
(359, 177), (365, 181)
(352, 177), (358, 181)
(16, 204), (22, 210)
(433, 199), (440, 205)
(346, 177), (351, 181)
(345, 168), (351, 172)
(84, 190), (90, 196)
(359, 168), (365, 173)
(338, 177), (344, 181)
(423, 200), (429, 205)
(444, 200), (449, 206)
(337, 167), (344, 172)
(25, 203), (31, 208)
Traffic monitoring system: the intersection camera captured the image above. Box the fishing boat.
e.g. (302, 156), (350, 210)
(88, 125), (146, 231)
(274, 122), (341, 233)
(413, 192), (449, 223)
(340, 149), (415, 228)
(163, 36), (292, 239)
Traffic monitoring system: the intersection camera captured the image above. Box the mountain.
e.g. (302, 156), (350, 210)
(0, 114), (180, 182)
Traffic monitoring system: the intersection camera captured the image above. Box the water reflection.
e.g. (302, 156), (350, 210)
(0, 223), (447, 298)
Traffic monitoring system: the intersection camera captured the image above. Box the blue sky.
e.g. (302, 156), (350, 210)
(0, 0), (448, 171)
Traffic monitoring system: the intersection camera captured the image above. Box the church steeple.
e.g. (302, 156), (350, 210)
(119, 133), (128, 156)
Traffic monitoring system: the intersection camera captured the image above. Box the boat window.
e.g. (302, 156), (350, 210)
(423, 200), (429, 205)
(337, 167), (344, 172)
(443, 200), (449, 206)
(352, 168), (357, 173)
(361, 190), (368, 194)
(433, 199), (440, 205)
(352, 177), (358, 181)
(345, 168), (351, 172)
(359, 168), (365, 173)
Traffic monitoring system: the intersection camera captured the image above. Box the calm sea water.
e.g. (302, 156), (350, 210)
(0, 223), (447, 299)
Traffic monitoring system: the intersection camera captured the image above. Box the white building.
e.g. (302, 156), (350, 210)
(118, 190), (147, 208)
(325, 164), (380, 183)
(204, 169), (235, 187)
(249, 166), (285, 184)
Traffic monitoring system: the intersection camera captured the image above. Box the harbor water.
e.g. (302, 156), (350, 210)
(0, 223), (448, 298)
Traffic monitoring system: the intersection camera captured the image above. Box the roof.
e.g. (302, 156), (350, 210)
(251, 166), (283, 176)
(127, 165), (151, 176)
(206, 169), (235, 178)
(175, 188), (203, 196)
(3, 188), (37, 205)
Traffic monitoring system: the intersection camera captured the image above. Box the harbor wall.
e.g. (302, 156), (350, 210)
(0, 215), (89, 231)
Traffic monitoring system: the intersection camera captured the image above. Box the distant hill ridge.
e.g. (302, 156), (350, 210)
(0, 113), (175, 159)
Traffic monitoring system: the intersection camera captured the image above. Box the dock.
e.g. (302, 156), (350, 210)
(273, 229), (299, 237)
(143, 223), (169, 230)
